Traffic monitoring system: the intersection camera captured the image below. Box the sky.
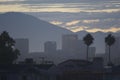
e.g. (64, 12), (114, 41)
(0, 0), (120, 32)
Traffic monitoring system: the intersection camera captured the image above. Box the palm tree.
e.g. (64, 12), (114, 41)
(83, 33), (94, 60)
(105, 34), (115, 66)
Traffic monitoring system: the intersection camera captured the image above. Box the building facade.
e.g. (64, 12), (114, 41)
(62, 34), (78, 53)
(44, 41), (57, 52)
(15, 38), (29, 61)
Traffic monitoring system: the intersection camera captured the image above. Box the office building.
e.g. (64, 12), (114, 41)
(62, 34), (78, 53)
(44, 41), (57, 52)
(15, 38), (29, 61)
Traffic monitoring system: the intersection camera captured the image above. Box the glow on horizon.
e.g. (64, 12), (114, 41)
(50, 21), (63, 25)
(0, 5), (28, 12)
(0, 5), (120, 13)
(49, 19), (120, 33)
(0, 2), (120, 13)
(70, 26), (87, 32)
(82, 19), (100, 24)
(86, 27), (120, 33)
(64, 26), (120, 33)
(65, 20), (80, 26)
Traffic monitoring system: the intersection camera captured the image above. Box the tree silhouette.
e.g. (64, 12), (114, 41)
(83, 33), (94, 60)
(105, 34), (115, 66)
(0, 31), (20, 64)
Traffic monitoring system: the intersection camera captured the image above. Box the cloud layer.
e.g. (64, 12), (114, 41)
(0, 0), (120, 32)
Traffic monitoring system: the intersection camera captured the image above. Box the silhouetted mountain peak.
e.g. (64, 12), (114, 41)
(0, 12), (72, 52)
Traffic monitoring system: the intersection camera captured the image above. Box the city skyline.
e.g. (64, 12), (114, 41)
(15, 34), (96, 64)
(14, 34), (120, 65)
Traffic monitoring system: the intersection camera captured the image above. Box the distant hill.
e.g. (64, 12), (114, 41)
(0, 12), (72, 52)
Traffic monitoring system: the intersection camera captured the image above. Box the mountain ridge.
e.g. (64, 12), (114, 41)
(0, 12), (72, 52)
(0, 12), (119, 53)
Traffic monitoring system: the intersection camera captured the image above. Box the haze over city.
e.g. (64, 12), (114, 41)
(0, 0), (120, 80)
(0, 0), (120, 53)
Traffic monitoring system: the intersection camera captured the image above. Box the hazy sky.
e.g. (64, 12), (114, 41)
(0, 0), (120, 32)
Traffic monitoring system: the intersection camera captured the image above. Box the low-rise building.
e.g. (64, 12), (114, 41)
(48, 58), (104, 80)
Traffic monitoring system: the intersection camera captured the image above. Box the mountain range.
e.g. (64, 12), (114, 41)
(0, 12), (119, 53)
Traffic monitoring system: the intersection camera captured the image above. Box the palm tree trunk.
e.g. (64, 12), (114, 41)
(87, 46), (89, 60)
(109, 46), (111, 63)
